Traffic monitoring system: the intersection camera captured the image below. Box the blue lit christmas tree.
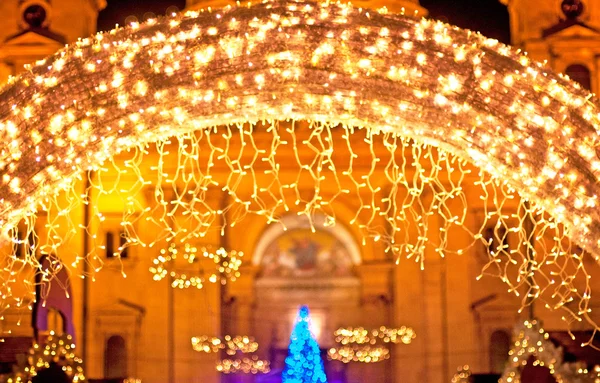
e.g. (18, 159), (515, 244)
(282, 305), (328, 383)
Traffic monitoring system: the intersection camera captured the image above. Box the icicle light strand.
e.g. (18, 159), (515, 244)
(0, 0), (598, 340)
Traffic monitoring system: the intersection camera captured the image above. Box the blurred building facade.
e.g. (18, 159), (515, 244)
(0, 1), (600, 383)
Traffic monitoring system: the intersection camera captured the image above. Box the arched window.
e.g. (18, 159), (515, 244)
(565, 64), (592, 91)
(106, 231), (130, 258)
(33, 254), (76, 342)
(490, 330), (511, 373)
(104, 335), (127, 379)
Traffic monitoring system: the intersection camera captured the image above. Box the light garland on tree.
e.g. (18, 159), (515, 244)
(499, 319), (561, 383)
(191, 335), (258, 355)
(4, 332), (85, 383)
(500, 320), (600, 383)
(327, 345), (390, 363)
(149, 243), (242, 289)
(0, 0), (598, 339)
(334, 326), (416, 345)
(215, 356), (271, 374)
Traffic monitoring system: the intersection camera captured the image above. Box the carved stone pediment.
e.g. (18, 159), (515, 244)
(1, 29), (64, 59)
(543, 20), (600, 39)
(4, 28), (66, 45)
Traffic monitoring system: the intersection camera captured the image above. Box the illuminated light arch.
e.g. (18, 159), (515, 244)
(0, 0), (599, 330)
(0, 0), (598, 251)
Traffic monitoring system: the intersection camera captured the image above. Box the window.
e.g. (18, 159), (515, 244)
(23, 4), (48, 28)
(106, 232), (115, 258)
(101, 213), (138, 260)
(106, 230), (130, 259)
(490, 330), (510, 373)
(565, 64), (592, 91)
(105, 335), (127, 379)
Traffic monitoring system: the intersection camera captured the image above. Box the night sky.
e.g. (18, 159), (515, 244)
(97, 0), (511, 43)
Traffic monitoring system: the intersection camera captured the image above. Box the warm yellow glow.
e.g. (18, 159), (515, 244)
(334, 326), (416, 345)
(329, 325), (413, 364)
(149, 243), (242, 289)
(327, 345), (390, 363)
(191, 335), (258, 355)
(215, 356), (270, 374)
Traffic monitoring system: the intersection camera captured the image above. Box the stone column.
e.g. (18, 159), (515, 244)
(355, 262), (394, 383)
(222, 265), (259, 383)
(226, 265), (260, 335)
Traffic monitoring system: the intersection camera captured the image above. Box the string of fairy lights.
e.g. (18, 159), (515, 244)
(191, 335), (270, 374)
(328, 326), (415, 363)
(0, 0), (598, 341)
(149, 242), (242, 289)
(328, 345), (391, 364)
(216, 356), (271, 374)
(191, 335), (259, 355)
(190, 325), (413, 371)
(333, 326), (416, 345)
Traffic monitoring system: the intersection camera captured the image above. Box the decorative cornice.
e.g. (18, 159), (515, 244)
(4, 28), (67, 45)
(543, 19), (600, 38)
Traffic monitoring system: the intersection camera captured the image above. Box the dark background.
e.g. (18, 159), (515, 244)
(97, 0), (511, 43)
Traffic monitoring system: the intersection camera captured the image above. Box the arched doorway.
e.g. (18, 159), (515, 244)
(104, 335), (127, 379)
(32, 254), (75, 342)
(489, 330), (510, 374)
